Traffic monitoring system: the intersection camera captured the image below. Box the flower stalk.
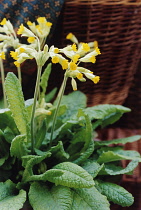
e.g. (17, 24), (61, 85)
(49, 71), (68, 148)
(30, 65), (42, 154)
(0, 58), (7, 108)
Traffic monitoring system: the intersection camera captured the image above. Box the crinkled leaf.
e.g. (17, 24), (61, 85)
(29, 182), (73, 210)
(72, 186), (110, 210)
(82, 160), (104, 178)
(21, 152), (51, 183)
(4, 127), (15, 143)
(5, 72), (31, 141)
(85, 104), (130, 128)
(97, 150), (141, 164)
(0, 180), (26, 210)
(50, 141), (70, 161)
(103, 160), (139, 175)
(47, 162), (94, 188)
(73, 140), (94, 165)
(85, 104), (130, 120)
(95, 180), (134, 207)
(0, 108), (18, 134)
(95, 135), (141, 147)
(10, 135), (28, 159)
(55, 91), (87, 121)
(35, 120), (46, 149)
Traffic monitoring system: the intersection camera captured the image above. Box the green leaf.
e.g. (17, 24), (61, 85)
(0, 108), (18, 134)
(95, 180), (134, 207)
(73, 140), (94, 165)
(5, 73), (31, 141)
(50, 141), (70, 161)
(47, 162), (94, 188)
(72, 186), (110, 210)
(55, 91), (87, 121)
(10, 135), (28, 159)
(97, 150), (141, 164)
(29, 182), (73, 210)
(35, 120), (46, 149)
(85, 104), (130, 128)
(21, 152), (51, 183)
(40, 63), (52, 98)
(45, 87), (57, 103)
(82, 160), (104, 178)
(95, 135), (141, 146)
(103, 160), (139, 175)
(0, 180), (26, 210)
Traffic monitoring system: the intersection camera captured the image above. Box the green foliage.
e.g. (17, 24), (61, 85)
(1, 78), (141, 209)
(5, 73), (31, 141)
(0, 180), (26, 210)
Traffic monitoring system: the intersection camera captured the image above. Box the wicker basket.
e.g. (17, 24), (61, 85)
(55, 0), (141, 108)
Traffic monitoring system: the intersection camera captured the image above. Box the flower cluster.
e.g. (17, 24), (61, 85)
(0, 17), (100, 92)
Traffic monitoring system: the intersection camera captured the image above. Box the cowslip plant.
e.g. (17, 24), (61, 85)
(0, 17), (141, 210)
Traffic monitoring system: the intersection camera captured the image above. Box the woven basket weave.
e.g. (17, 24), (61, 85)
(57, 0), (141, 108)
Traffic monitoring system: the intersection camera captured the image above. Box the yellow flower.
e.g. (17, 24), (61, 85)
(17, 24), (24, 35)
(82, 43), (90, 52)
(62, 59), (69, 70)
(94, 41), (98, 48)
(0, 18), (6, 25)
(54, 48), (59, 54)
(27, 21), (33, 26)
(89, 56), (96, 63)
(14, 61), (20, 67)
(72, 43), (77, 51)
(66, 33), (78, 44)
(37, 17), (46, 23)
(66, 33), (73, 40)
(0, 52), (5, 60)
(10, 51), (18, 60)
(52, 56), (59, 64)
(72, 54), (80, 63)
(95, 47), (101, 55)
(27, 37), (36, 43)
(69, 62), (77, 71)
(19, 48), (25, 53)
(92, 76), (100, 84)
(76, 73), (83, 80)
(46, 22), (52, 27)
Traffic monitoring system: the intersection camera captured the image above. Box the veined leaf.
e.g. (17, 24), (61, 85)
(85, 104), (130, 128)
(47, 162), (94, 188)
(73, 140), (94, 165)
(0, 180), (26, 210)
(5, 73), (31, 141)
(55, 91), (87, 122)
(29, 182), (73, 210)
(21, 152), (51, 183)
(95, 135), (141, 147)
(10, 135), (28, 159)
(95, 180), (134, 207)
(97, 150), (141, 164)
(72, 186), (110, 210)
(103, 160), (139, 175)
(0, 108), (18, 134)
(82, 160), (104, 178)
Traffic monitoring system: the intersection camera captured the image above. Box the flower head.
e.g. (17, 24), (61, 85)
(0, 51), (5, 60)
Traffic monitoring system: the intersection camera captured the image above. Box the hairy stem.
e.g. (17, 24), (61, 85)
(0, 58), (7, 108)
(30, 65), (42, 154)
(49, 72), (68, 148)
